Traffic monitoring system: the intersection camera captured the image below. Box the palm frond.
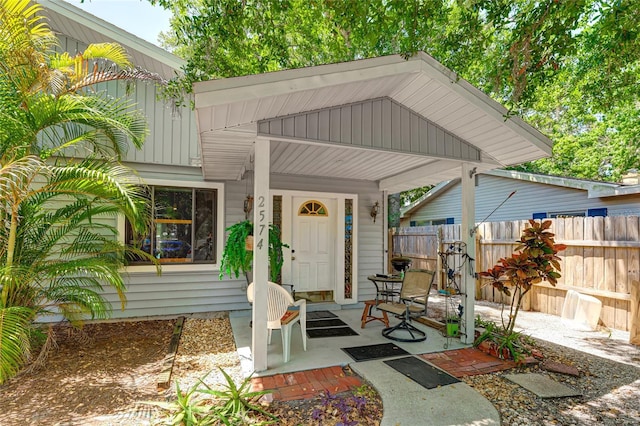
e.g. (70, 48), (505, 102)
(43, 284), (113, 324)
(0, 156), (46, 201)
(48, 43), (165, 95)
(0, 0), (161, 385)
(0, 305), (34, 384)
(0, 0), (57, 95)
(32, 93), (149, 156)
(70, 65), (167, 92)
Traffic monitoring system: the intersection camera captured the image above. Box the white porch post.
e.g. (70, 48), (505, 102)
(460, 163), (476, 345)
(252, 137), (271, 371)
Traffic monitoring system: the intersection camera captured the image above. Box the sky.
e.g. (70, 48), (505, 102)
(63, 0), (172, 46)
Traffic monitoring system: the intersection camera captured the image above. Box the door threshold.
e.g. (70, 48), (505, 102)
(294, 290), (334, 303)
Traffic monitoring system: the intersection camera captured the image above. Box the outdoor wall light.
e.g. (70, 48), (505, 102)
(370, 201), (380, 223)
(243, 195), (254, 219)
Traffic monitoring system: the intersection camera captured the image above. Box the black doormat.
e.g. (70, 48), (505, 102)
(306, 311), (337, 320)
(384, 356), (460, 389)
(341, 342), (409, 362)
(307, 326), (358, 338)
(306, 318), (347, 329)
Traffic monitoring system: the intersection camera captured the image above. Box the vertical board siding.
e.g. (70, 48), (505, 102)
(391, 217), (638, 332)
(258, 98), (480, 161)
(132, 81), (198, 167)
(55, 35), (199, 168)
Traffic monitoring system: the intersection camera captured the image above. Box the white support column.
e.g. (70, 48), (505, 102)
(252, 138), (271, 371)
(460, 163), (476, 345)
(383, 190), (389, 274)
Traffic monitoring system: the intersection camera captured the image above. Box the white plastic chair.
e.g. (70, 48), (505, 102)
(247, 281), (307, 363)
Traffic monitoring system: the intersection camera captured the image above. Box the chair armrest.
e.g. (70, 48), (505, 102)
(293, 299), (306, 322)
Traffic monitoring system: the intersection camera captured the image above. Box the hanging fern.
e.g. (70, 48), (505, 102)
(218, 220), (289, 282)
(218, 220), (253, 281)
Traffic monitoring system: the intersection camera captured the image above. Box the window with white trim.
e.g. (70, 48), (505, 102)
(125, 184), (219, 265)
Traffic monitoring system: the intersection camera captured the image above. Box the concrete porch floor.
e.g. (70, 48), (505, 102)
(230, 306), (469, 375)
(230, 306), (502, 426)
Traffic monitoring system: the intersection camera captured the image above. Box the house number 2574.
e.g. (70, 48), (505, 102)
(257, 196), (266, 250)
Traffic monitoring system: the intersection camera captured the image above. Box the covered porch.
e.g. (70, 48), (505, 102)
(193, 52), (552, 372)
(229, 304), (505, 425)
(230, 305), (467, 376)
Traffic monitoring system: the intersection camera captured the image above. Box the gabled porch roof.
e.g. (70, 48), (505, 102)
(193, 53), (554, 371)
(193, 53), (552, 192)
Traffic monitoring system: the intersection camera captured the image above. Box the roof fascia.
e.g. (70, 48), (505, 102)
(39, 0), (184, 71)
(414, 52), (552, 156)
(194, 55), (421, 109)
(194, 52), (552, 159)
(486, 169), (623, 197)
(588, 185), (640, 198)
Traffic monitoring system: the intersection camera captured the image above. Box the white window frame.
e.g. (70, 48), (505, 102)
(119, 179), (225, 273)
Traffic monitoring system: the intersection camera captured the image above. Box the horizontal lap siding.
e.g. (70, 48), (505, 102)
(405, 174), (640, 225)
(102, 272), (249, 319)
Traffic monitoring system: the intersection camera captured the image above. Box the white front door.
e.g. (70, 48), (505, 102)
(291, 197), (336, 292)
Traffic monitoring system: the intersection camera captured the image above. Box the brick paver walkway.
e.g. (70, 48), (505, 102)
(419, 347), (516, 377)
(251, 348), (517, 401)
(251, 365), (363, 402)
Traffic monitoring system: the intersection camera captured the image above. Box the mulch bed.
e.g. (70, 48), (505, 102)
(0, 320), (174, 425)
(0, 316), (382, 426)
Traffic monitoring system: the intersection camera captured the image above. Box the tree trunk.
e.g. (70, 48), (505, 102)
(387, 193), (401, 228)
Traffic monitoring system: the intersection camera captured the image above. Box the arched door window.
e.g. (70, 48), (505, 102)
(298, 200), (328, 216)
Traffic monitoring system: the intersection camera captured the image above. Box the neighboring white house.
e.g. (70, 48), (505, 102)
(39, 1), (557, 361)
(401, 169), (640, 227)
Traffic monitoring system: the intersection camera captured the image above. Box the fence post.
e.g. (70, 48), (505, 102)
(631, 280), (640, 345)
(388, 227), (395, 274)
(436, 226), (443, 290)
(475, 231), (482, 300)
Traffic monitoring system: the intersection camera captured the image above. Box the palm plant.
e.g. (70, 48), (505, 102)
(0, 0), (164, 383)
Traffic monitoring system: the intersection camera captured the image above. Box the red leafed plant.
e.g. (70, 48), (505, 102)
(480, 220), (567, 334)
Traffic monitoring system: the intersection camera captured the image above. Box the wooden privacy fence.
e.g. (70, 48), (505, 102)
(390, 216), (640, 343)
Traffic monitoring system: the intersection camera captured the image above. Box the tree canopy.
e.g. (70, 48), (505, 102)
(153, 0), (639, 183)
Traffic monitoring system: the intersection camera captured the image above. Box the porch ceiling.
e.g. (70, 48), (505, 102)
(194, 53), (552, 193)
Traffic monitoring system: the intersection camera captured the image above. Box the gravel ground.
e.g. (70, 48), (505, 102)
(1, 304), (637, 425)
(464, 339), (640, 425)
(449, 297), (640, 426)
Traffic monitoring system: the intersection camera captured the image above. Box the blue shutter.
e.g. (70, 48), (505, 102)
(588, 208), (607, 217)
(410, 221), (416, 227)
(446, 217), (454, 224)
(532, 212), (547, 220)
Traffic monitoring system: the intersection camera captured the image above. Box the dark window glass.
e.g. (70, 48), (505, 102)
(587, 208), (607, 217)
(193, 189), (216, 261)
(126, 186), (217, 265)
